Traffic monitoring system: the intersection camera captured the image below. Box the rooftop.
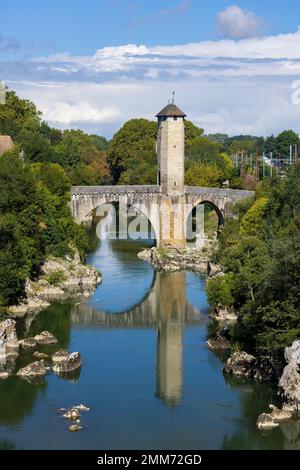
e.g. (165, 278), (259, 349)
(156, 103), (186, 118)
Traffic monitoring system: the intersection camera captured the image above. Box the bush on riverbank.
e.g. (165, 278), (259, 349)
(206, 165), (300, 354)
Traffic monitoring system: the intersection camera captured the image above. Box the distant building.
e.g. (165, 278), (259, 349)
(0, 135), (14, 156)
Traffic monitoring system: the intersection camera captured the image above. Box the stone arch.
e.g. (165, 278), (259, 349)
(185, 197), (225, 243)
(71, 193), (160, 245)
(186, 198), (225, 226)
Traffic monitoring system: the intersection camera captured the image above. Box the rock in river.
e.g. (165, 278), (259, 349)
(69, 424), (82, 432)
(52, 349), (69, 365)
(279, 362), (300, 405)
(52, 352), (81, 374)
(17, 360), (47, 378)
(285, 340), (300, 366)
(257, 404), (293, 430)
(0, 319), (19, 356)
(33, 351), (49, 359)
(257, 413), (279, 430)
(269, 404), (293, 422)
(279, 340), (300, 405)
(19, 337), (37, 349)
(223, 351), (256, 377)
(206, 328), (231, 350)
(74, 404), (90, 412)
(63, 408), (81, 420)
(34, 331), (58, 345)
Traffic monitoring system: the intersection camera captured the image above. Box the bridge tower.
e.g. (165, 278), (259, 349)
(156, 100), (186, 196)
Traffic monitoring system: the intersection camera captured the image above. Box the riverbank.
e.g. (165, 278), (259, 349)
(7, 252), (101, 318)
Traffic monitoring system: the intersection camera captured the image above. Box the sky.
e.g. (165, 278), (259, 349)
(1, 0), (300, 137)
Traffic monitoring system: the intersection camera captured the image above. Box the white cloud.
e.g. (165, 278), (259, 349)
(216, 5), (264, 39)
(4, 28), (300, 137)
(43, 101), (120, 125)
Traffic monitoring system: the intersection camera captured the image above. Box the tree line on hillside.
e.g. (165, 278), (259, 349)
(208, 131), (300, 160)
(1, 89), (300, 190)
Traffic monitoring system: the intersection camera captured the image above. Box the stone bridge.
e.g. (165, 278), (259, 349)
(70, 102), (254, 248)
(71, 184), (254, 247)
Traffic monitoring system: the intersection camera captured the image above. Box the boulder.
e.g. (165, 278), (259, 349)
(285, 340), (300, 365)
(19, 337), (37, 349)
(137, 249), (152, 261)
(33, 351), (49, 359)
(223, 351), (256, 377)
(269, 404), (293, 422)
(211, 305), (238, 324)
(52, 352), (81, 374)
(69, 424), (82, 432)
(251, 354), (285, 382)
(63, 408), (80, 420)
(73, 404), (90, 412)
(257, 413), (279, 430)
(282, 403), (300, 417)
(34, 331), (58, 345)
(17, 360), (47, 378)
(0, 319), (19, 355)
(52, 349), (69, 365)
(0, 372), (9, 380)
(279, 362), (300, 404)
(207, 328), (231, 350)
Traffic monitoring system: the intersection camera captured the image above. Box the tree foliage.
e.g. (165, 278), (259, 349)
(0, 150), (87, 306)
(207, 164), (300, 352)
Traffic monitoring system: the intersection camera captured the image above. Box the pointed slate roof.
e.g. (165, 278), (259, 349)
(156, 103), (186, 118)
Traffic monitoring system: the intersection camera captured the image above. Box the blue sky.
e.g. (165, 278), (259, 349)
(1, 1), (300, 137)
(1, 0), (300, 55)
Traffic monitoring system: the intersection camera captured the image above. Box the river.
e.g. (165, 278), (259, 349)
(0, 234), (294, 450)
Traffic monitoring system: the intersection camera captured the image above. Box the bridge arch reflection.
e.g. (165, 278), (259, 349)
(71, 270), (209, 407)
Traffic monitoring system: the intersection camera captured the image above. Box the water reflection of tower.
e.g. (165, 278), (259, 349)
(156, 272), (185, 406)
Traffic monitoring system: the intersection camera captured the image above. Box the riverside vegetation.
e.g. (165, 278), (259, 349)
(1, 88), (300, 382)
(206, 165), (300, 358)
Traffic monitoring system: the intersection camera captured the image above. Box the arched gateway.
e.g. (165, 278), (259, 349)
(71, 102), (253, 248)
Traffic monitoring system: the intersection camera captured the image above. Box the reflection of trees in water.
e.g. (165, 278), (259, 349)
(0, 303), (73, 427)
(0, 377), (47, 426)
(221, 373), (285, 450)
(0, 267), (207, 430)
(19, 302), (72, 350)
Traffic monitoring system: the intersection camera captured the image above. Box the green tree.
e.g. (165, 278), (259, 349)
(275, 130), (299, 157)
(185, 163), (223, 187)
(240, 197), (269, 236)
(0, 90), (41, 139)
(107, 118), (157, 183)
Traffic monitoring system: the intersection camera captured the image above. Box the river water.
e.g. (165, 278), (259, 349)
(0, 234), (295, 450)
